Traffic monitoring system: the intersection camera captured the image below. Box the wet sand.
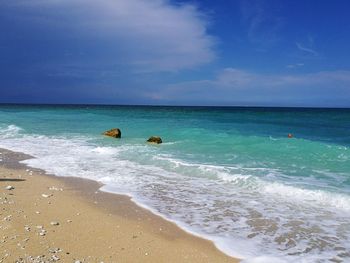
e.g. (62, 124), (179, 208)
(0, 148), (239, 262)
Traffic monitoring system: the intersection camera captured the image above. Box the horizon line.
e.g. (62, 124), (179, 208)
(0, 102), (349, 110)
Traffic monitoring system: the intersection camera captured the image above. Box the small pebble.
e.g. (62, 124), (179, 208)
(50, 221), (59, 226)
(51, 255), (59, 261)
(49, 248), (62, 253)
(49, 186), (63, 191)
(5, 186), (14, 190)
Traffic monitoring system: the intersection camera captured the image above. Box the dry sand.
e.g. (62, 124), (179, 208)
(0, 148), (239, 262)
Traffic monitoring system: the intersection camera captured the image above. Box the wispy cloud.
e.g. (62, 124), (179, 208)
(3, 0), (216, 72)
(296, 42), (318, 56)
(286, 63), (304, 69)
(239, 0), (284, 45)
(153, 68), (350, 106)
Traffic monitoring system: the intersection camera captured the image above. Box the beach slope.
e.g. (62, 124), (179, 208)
(0, 148), (238, 262)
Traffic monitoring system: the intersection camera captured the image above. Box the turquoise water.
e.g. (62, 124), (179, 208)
(0, 105), (349, 262)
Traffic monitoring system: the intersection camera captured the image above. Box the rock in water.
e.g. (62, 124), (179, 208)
(103, 128), (121, 138)
(147, 136), (162, 144)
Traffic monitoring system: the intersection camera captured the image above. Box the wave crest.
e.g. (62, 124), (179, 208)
(0, 124), (23, 138)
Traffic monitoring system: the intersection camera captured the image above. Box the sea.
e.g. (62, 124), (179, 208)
(0, 104), (349, 262)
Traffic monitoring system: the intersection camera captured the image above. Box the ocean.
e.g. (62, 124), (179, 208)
(0, 104), (349, 262)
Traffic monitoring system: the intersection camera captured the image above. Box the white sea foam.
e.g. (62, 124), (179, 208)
(0, 124), (350, 262)
(261, 182), (350, 210)
(241, 256), (288, 263)
(0, 124), (23, 138)
(154, 155), (350, 211)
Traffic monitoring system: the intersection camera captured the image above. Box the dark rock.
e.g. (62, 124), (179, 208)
(147, 136), (162, 144)
(103, 128), (121, 138)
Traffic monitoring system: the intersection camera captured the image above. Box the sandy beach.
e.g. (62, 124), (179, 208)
(0, 148), (238, 262)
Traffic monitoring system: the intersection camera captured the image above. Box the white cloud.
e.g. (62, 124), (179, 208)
(5, 0), (216, 72)
(154, 69), (350, 106)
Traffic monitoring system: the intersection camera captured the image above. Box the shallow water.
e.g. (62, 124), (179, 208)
(0, 105), (349, 262)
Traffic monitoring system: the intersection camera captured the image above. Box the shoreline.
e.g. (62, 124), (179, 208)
(0, 148), (239, 262)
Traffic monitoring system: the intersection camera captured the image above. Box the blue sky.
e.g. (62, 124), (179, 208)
(1, 0), (350, 107)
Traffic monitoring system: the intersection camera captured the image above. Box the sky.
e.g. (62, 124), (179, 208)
(1, 0), (350, 107)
